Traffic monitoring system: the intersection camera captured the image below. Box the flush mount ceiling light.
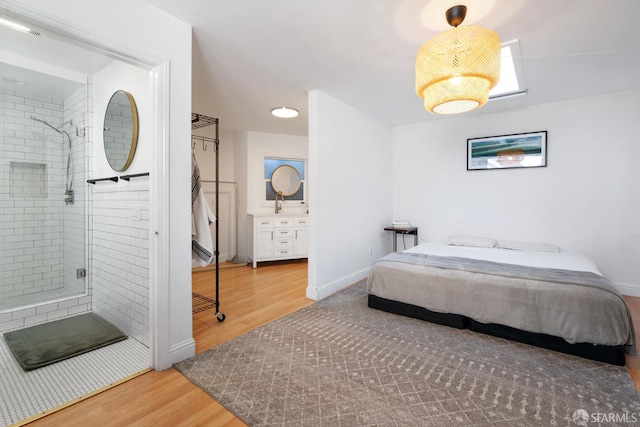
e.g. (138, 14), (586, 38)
(271, 106), (299, 118)
(415, 5), (501, 115)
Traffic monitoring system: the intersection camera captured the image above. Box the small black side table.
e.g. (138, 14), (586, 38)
(384, 226), (418, 252)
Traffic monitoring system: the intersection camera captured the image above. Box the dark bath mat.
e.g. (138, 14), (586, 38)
(3, 312), (127, 371)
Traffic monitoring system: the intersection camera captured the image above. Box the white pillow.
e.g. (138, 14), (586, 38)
(446, 235), (497, 248)
(497, 240), (561, 253)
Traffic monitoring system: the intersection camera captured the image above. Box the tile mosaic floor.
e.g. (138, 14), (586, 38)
(0, 334), (150, 426)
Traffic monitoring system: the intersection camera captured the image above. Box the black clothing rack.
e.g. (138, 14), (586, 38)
(192, 113), (225, 322)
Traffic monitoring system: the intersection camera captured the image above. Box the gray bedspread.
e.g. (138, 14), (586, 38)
(368, 252), (636, 354)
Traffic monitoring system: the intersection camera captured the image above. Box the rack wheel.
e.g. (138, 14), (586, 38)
(216, 312), (226, 322)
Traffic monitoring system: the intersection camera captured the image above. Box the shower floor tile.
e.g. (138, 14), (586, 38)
(0, 335), (150, 426)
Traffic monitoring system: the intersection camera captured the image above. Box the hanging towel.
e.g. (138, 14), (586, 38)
(191, 151), (216, 266)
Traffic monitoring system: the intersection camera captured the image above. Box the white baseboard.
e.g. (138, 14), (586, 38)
(233, 254), (252, 264)
(168, 338), (196, 366)
(306, 267), (370, 301)
(615, 282), (640, 297)
(191, 254), (237, 268)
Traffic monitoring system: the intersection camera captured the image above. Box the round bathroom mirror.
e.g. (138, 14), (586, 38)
(270, 165), (301, 196)
(103, 90), (139, 172)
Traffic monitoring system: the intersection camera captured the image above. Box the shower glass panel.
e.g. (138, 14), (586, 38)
(0, 62), (87, 311)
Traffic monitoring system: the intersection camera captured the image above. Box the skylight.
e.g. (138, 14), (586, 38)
(489, 40), (526, 100)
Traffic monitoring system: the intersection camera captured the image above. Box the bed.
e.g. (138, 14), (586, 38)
(367, 238), (635, 365)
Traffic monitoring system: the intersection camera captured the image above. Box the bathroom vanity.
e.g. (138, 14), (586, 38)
(249, 214), (308, 268)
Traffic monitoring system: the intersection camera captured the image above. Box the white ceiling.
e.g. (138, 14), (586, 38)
(0, 14), (112, 100)
(141, 0), (640, 136)
(3, 1), (640, 136)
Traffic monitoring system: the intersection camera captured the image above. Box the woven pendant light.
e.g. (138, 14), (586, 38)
(415, 5), (501, 115)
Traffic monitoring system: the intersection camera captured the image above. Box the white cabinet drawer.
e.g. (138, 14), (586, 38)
(274, 237), (293, 250)
(275, 218), (293, 228)
(274, 248), (293, 257)
(274, 228), (293, 238)
(294, 218), (308, 227)
(256, 218), (274, 228)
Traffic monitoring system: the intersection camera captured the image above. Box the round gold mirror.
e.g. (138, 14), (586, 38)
(103, 90), (139, 172)
(270, 165), (301, 196)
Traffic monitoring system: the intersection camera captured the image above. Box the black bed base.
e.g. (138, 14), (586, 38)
(368, 294), (468, 329)
(367, 294), (626, 366)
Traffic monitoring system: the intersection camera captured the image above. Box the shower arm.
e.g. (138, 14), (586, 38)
(30, 116), (74, 192)
(62, 130), (73, 192)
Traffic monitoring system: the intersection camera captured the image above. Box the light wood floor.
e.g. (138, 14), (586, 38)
(26, 261), (640, 426)
(27, 260), (312, 427)
(623, 295), (640, 388)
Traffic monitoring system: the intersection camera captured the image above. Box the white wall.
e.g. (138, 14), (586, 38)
(245, 131), (308, 215)
(92, 62), (151, 178)
(91, 61), (152, 346)
(307, 90), (393, 300)
(0, 82), (91, 332)
(192, 127), (235, 183)
(0, 84), (66, 303)
(235, 130), (308, 262)
(235, 132), (249, 262)
(393, 89), (640, 294)
(92, 185), (150, 346)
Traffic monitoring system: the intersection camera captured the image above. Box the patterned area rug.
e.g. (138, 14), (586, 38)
(176, 282), (640, 426)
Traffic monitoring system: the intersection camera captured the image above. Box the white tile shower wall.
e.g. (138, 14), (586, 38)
(0, 85), (65, 303)
(63, 86), (88, 296)
(0, 294), (92, 332)
(91, 183), (150, 347)
(0, 80), (94, 333)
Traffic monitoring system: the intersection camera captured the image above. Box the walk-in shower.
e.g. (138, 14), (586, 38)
(0, 62), (88, 314)
(0, 10), (153, 426)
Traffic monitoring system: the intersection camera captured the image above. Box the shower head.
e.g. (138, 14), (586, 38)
(57, 119), (73, 130)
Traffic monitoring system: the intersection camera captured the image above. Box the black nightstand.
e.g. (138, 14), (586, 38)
(384, 226), (418, 252)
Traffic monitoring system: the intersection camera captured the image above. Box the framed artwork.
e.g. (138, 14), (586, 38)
(467, 131), (547, 170)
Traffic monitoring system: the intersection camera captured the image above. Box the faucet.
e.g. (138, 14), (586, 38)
(275, 191), (284, 214)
